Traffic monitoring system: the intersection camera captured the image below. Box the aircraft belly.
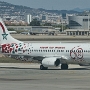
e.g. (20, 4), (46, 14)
(69, 56), (90, 64)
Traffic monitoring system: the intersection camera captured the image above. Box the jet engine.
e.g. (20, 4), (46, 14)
(42, 57), (61, 67)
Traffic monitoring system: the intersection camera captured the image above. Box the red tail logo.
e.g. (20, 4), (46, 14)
(0, 22), (8, 40)
(0, 22), (5, 33)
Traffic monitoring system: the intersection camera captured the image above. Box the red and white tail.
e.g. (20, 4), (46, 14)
(0, 18), (23, 44)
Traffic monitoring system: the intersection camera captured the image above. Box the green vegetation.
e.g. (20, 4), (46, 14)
(30, 19), (40, 26)
(43, 22), (52, 26)
(0, 57), (39, 63)
(8, 28), (15, 31)
(0, 57), (28, 63)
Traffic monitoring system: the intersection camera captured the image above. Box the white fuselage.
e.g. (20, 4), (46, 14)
(2, 42), (90, 65)
(28, 43), (90, 64)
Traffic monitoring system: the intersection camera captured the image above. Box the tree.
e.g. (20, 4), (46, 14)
(8, 28), (15, 31)
(43, 22), (51, 26)
(30, 19), (40, 26)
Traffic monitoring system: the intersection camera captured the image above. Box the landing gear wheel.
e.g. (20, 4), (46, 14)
(40, 65), (48, 70)
(61, 64), (68, 70)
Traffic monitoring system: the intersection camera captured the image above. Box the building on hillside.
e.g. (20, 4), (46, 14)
(26, 14), (32, 24)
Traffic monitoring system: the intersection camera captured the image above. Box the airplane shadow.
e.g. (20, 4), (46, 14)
(0, 67), (39, 70)
(0, 67), (90, 70)
(47, 68), (90, 70)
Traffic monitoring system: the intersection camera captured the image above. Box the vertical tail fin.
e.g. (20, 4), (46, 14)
(0, 18), (23, 44)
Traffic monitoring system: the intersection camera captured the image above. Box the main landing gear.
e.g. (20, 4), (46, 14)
(40, 64), (68, 70)
(61, 64), (68, 70)
(40, 65), (48, 70)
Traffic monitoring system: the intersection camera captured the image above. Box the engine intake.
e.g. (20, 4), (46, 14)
(55, 59), (60, 66)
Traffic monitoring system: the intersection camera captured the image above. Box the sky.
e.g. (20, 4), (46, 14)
(1, 0), (90, 10)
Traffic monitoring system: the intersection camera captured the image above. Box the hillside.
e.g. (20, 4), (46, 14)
(0, 1), (80, 16)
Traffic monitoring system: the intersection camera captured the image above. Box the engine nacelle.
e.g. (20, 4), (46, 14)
(42, 57), (61, 67)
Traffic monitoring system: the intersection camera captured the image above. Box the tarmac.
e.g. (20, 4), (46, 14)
(11, 34), (90, 41)
(0, 63), (90, 90)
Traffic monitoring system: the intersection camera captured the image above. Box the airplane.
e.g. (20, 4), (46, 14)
(0, 18), (90, 70)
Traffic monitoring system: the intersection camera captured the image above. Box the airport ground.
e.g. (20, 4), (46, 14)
(11, 34), (90, 41)
(0, 36), (90, 90)
(0, 63), (90, 90)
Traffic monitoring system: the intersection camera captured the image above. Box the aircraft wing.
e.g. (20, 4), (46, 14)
(2, 53), (69, 63)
